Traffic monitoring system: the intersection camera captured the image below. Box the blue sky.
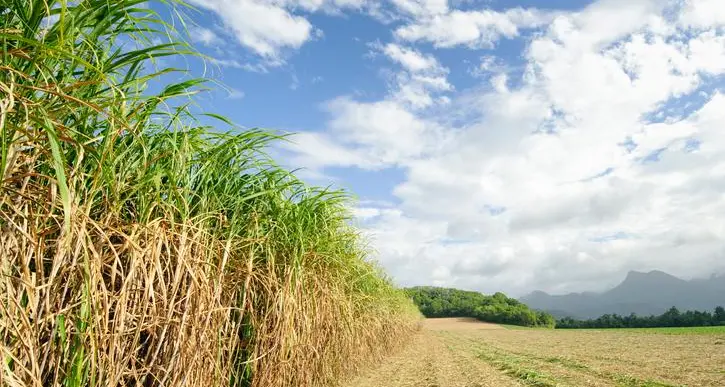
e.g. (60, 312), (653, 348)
(159, 0), (725, 296)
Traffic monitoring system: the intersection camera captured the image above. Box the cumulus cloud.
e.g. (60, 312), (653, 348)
(391, 0), (448, 18)
(678, 0), (725, 29)
(281, 130), (383, 171)
(283, 42), (452, 172)
(326, 97), (435, 159)
(189, 0), (312, 59)
(382, 43), (441, 72)
(188, 0), (367, 60)
(283, 96), (443, 170)
(378, 43), (452, 109)
(287, 0), (725, 296)
(394, 7), (558, 48)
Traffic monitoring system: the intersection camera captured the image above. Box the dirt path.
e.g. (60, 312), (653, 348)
(344, 318), (522, 387)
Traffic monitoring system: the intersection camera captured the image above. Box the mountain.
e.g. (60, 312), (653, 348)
(520, 270), (725, 319)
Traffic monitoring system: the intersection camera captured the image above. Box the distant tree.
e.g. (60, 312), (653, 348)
(715, 306), (725, 324)
(557, 306), (725, 329)
(537, 312), (555, 328)
(405, 287), (555, 328)
(661, 306), (681, 327)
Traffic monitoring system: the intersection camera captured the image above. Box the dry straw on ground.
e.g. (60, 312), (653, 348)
(347, 319), (725, 387)
(0, 1), (420, 386)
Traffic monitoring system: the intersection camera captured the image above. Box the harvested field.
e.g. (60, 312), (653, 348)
(425, 317), (506, 331)
(345, 318), (725, 387)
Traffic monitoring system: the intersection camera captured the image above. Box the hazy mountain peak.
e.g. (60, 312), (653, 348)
(620, 270), (682, 286)
(625, 269), (675, 278)
(521, 270), (725, 319)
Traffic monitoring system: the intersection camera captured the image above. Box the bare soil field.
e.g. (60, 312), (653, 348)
(344, 318), (725, 387)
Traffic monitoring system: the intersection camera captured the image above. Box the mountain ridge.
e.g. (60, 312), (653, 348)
(520, 270), (725, 319)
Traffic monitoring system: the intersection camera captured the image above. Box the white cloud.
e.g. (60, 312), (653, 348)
(392, 0), (448, 18)
(678, 0), (725, 29)
(188, 0), (368, 60)
(190, 26), (221, 45)
(283, 0), (725, 296)
(189, 0), (312, 59)
(296, 0), (725, 294)
(282, 42), (452, 171)
(395, 7), (557, 48)
(290, 73), (300, 90)
(325, 97), (441, 163)
(375, 43), (452, 109)
(282, 95), (447, 171)
(469, 55), (510, 79)
(281, 131), (382, 171)
(556, 0), (667, 48)
(290, 0), (368, 12)
(351, 206), (382, 220)
(382, 43), (440, 72)
(206, 57), (270, 73)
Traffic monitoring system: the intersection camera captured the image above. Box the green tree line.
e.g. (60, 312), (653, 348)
(405, 287), (555, 328)
(557, 306), (725, 329)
